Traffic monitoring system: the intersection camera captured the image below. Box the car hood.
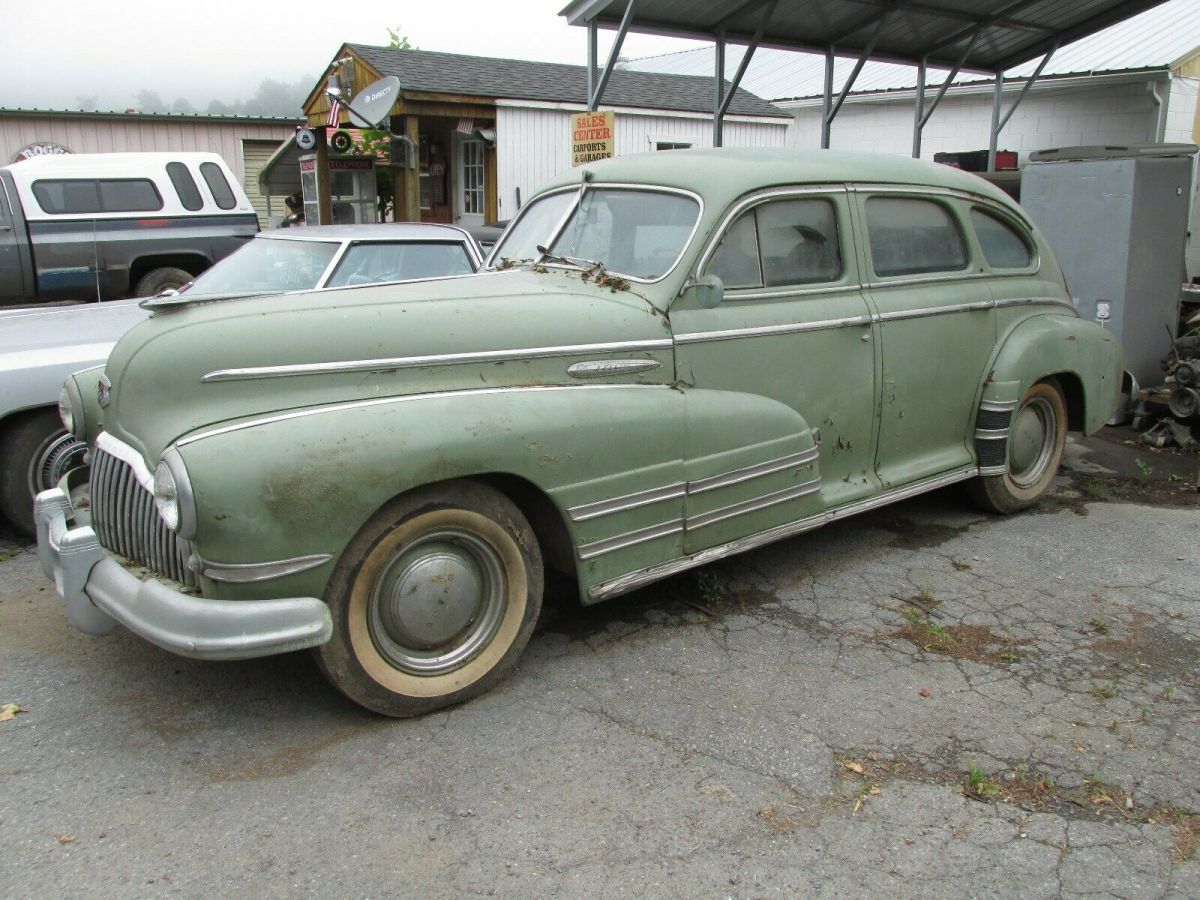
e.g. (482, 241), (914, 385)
(0, 299), (149, 415)
(100, 270), (674, 461)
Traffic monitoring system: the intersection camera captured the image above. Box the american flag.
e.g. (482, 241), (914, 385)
(456, 117), (474, 135)
(327, 98), (342, 127)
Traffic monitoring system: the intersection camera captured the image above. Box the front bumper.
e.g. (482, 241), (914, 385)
(34, 488), (332, 660)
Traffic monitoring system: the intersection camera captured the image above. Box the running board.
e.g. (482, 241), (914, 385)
(587, 465), (980, 602)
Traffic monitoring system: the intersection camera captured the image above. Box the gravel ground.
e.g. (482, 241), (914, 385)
(0, 434), (1197, 898)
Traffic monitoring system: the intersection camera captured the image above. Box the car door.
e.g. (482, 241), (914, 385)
(671, 187), (881, 555)
(854, 188), (996, 488)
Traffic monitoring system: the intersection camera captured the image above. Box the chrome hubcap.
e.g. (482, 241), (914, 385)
(367, 528), (506, 675)
(28, 431), (88, 497)
(1008, 397), (1055, 487)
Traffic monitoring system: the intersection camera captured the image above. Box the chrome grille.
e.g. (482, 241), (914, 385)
(91, 445), (196, 587)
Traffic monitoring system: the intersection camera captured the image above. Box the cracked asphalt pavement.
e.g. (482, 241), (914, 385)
(1, 434), (1197, 897)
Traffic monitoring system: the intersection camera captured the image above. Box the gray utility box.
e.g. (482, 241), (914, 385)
(1021, 144), (1197, 395)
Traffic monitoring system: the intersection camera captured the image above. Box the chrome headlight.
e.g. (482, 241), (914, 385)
(153, 448), (196, 539)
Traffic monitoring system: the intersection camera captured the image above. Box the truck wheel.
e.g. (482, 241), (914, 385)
(135, 267), (193, 297)
(0, 409), (88, 536)
(969, 380), (1068, 514)
(317, 481), (544, 717)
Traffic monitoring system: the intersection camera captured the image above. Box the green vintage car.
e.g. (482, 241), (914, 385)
(39, 149), (1121, 716)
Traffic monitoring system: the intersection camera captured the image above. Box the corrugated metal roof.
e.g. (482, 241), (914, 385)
(347, 45), (788, 118)
(565, 0), (1174, 73)
(0, 107), (300, 124)
(623, 0), (1200, 100)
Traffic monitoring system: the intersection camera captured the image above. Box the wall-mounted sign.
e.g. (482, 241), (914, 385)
(13, 141), (71, 163)
(571, 111), (615, 167)
(295, 128), (316, 151)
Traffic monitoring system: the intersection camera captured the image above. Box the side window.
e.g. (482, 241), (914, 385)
(707, 197), (842, 290)
(32, 179), (161, 214)
(199, 162), (237, 210)
(707, 211), (762, 288)
(98, 179), (162, 212)
(971, 208), (1032, 269)
(866, 197), (967, 277)
(756, 199), (841, 287)
(167, 162), (204, 211)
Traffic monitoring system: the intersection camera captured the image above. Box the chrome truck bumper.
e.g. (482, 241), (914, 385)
(34, 488), (332, 660)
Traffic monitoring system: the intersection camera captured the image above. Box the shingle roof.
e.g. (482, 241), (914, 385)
(346, 44), (788, 119)
(625, 0), (1200, 101)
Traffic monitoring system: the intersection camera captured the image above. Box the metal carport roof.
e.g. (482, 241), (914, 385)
(559, 0), (1176, 165)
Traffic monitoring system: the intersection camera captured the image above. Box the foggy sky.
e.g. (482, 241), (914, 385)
(4, 0), (707, 113)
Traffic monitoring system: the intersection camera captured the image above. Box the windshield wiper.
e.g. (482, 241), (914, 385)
(533, 246), (605, 271)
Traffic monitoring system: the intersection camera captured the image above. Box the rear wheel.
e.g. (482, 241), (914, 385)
(970, 380), (1068, 514)
(135, 267), (193, 297)
(0, 409), (88, 535)
(317, 481), (543, 717)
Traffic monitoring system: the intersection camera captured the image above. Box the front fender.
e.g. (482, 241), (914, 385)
(985, 313), (1122, 434)
(175, 384), (686, 600)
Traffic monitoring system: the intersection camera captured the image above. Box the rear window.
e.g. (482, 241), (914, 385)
(866, 197), (967, 277)
(326, 241), (477, 288)
(971, 208), (1032, 269)
(32, 178), (163, 214)
(199, 162), (237, 210)
(167, 162), (204, 211)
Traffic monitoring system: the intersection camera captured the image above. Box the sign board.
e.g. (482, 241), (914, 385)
(295, 128), (316, 151)
(571, 111), (615, 167)
(13, 141), (71, 163)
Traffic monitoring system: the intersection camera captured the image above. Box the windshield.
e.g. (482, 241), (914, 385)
(185, 238), (340, 296)
(325, 241), (475, 288)
(492, 188), (700, 280)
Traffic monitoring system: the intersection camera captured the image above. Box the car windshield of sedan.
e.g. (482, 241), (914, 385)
(492, 187), (700, 280)
(184, 238), (341, 296)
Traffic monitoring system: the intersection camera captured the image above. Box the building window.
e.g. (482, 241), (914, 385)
(461, 139), (484, 216)
(648, 135), (692, 151)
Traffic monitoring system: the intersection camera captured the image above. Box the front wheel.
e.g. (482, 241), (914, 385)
(969, 380), (1068, 514)
(0, 409), (88, 535)
(317, 481), (543, 717)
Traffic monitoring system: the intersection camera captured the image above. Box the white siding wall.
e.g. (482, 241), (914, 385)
(496, 105), (787, 220)
(0, 114), (296, 182)
(784, 81), (1160, 161)
(1164, 75), (1200, 143)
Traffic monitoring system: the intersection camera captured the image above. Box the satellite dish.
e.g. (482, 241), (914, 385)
(348, 76), (400, 128)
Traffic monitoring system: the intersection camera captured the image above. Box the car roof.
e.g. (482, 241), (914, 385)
(534, 147), (1016, 208)
(258, 223), (475, 242)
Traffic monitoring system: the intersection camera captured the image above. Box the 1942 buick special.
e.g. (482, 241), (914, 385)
(38, 149), (1121, 716)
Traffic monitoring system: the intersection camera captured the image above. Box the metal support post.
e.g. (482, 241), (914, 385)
(912, 58), (926, 158)
(589, 0), (636, 111)
(714, 0), (777, 148)
(988, 43), (1057, 170)
(821, 47), (834, 149)
(714, 33), (726, 147)
(586, 20), (598, 107)
(822, 10), (891, 149)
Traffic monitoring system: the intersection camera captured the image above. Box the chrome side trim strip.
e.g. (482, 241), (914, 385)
(201, 339), (674, 383)
(686, 447), (819, 495)
(95, 431), (155, 492)
(876, 300), (993, 321)
(686, 478), (821, 531)
(568, 482), (686, 523)
(674, 315), (870, 345)
(567, 359), (662, 379)
(994, 295), (1072, 311)
(980, 399), (1019, 411)
(978, 465), (1008, 476)
(178, 384), (670, 447)
(200, 553), (334, 584)
(577, 519), (684, 561)
(974, 428), (1009, 440)
(588, 465), (979, 601)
